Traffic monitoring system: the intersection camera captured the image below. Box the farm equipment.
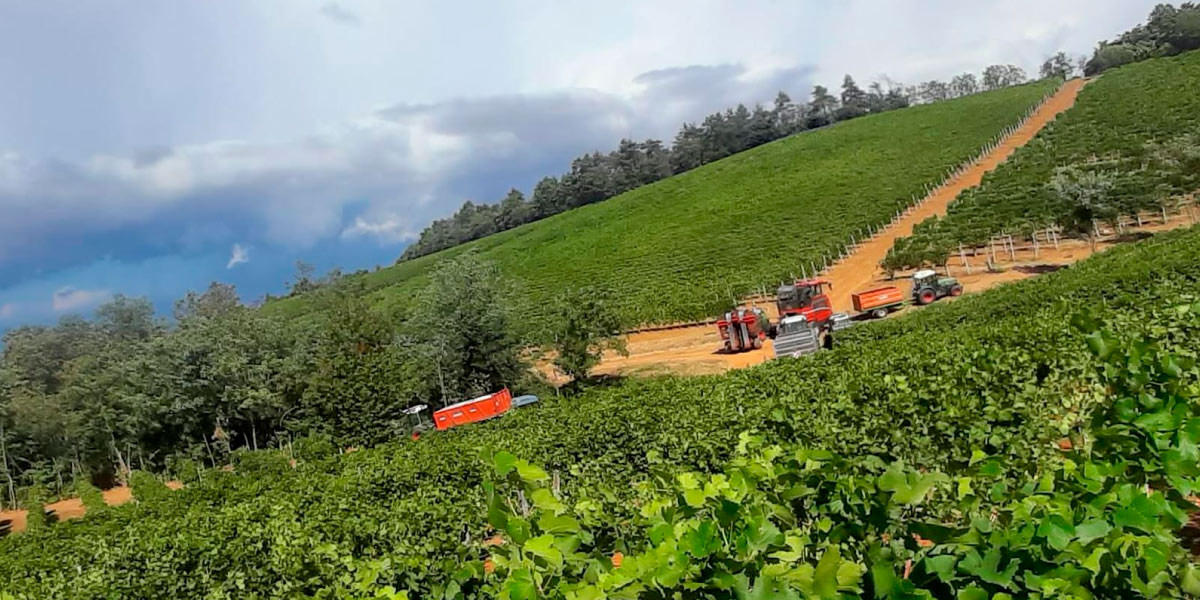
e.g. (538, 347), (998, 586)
(851, 286), (906, 319)
(772, 312), (852, 358)
(847, 271), (961, 319)
(433, 388), (513, 431)
(776, 278), (835, 323)
(910, 269), (963, 305)
(716, 306), (772, 353)
(404, 404), (432, 438)
(716, 270), (963, 360)
(417, 390), (538, 435)
(770, 278), (853, 359)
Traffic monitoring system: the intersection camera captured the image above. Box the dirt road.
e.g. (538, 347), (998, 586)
(574, 79), (1090, 378)
(824, 78), (1088, 311)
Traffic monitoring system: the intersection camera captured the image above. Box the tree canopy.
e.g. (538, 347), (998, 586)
(1084, 3), (1200, 75)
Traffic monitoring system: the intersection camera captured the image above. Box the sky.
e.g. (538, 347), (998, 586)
(0, 0), (1160, 329)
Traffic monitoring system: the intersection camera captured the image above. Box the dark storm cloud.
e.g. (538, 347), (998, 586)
(0, 63), (814, 292)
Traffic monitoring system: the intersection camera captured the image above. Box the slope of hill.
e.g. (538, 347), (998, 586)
(266, 81), (1056, 328)
(888, 50), (1200, 267)
(5, 224), (1200, 598)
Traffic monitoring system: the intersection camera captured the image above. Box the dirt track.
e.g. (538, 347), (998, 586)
(571, 79), (1091, 378)
(825, 78), (1087, 310)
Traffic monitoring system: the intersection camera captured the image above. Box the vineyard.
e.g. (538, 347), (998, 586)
(4, 225), (1200, 598)
(265, 82), (1055, 329)
(887, 50), (1200, 270)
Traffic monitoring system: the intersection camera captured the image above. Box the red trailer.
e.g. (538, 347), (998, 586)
(851, 286), (906, 319)
(433, 388), (513, 431)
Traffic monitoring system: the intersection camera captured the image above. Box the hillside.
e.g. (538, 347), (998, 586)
(6, 224), (1200, 598)
(265, 81), (1056, 328)
(889, 50), (1200, 267)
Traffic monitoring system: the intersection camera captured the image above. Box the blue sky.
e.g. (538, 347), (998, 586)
(0, 0), (1159, 328)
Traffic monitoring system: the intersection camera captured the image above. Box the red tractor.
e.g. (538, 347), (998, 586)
(776, 278), (834, 325)
(772, 278), (852, 358)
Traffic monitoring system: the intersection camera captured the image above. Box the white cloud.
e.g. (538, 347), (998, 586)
(51, 287), (109, 312)
(0, 61), (812, 281)
(226, 243), (250, 269)
(0, 0), (1163, 296)
(341, 216), (418, 244)
(0, 302), (14, 319)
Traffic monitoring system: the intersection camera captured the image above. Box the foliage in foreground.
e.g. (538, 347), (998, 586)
(2, 227), (1200, 598)
(480, 315), (1200, 599)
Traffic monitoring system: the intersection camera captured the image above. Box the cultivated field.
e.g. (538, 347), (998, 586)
(889, 50), (1200, 268)
(265, 82), (1056, 330)
(5, 225), (1200, 597)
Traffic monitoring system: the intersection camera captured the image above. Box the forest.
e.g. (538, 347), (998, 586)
(1084, 2), (1200, 74)
(0, 252), (631, 504)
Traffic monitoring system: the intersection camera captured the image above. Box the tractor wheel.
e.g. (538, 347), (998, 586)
(871, 308), (888, 319)
(917, 289), (936, 305)
(949, 284), (964, 297)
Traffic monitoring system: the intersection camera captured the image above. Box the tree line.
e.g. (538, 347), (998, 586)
(0, 253), (622, 505)
(399, 66), (1035, 261)
(1085, 2), (1200, 75)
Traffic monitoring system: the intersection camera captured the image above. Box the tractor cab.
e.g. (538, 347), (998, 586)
(910, 269), (964, 305)
(403, 404), (432, 438)
(776, 278), (833, 324)
(775, 315), (812, 337)
(911, 269), (938, 290)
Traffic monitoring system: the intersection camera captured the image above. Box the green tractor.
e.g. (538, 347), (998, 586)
(911, 269), (963, 305)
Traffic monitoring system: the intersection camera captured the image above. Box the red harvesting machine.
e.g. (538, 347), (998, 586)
(716, 306), (771, 352)
(775, 278), (834, 325)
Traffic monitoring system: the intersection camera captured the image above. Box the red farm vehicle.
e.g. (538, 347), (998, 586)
(433, 388), (513, 431)
(771, 278), (852, 358)
(776, 278), (835, 324)
(716, 306), (771, 353)
(715, 278), (853, 358)
(851, 286), (906, 319)
(426, 389), (540, 433)
(846, 270), (963, 320)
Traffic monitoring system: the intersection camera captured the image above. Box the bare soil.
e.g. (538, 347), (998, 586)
(546, 79), (1114, 380)
(0, 481), (183, 534)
